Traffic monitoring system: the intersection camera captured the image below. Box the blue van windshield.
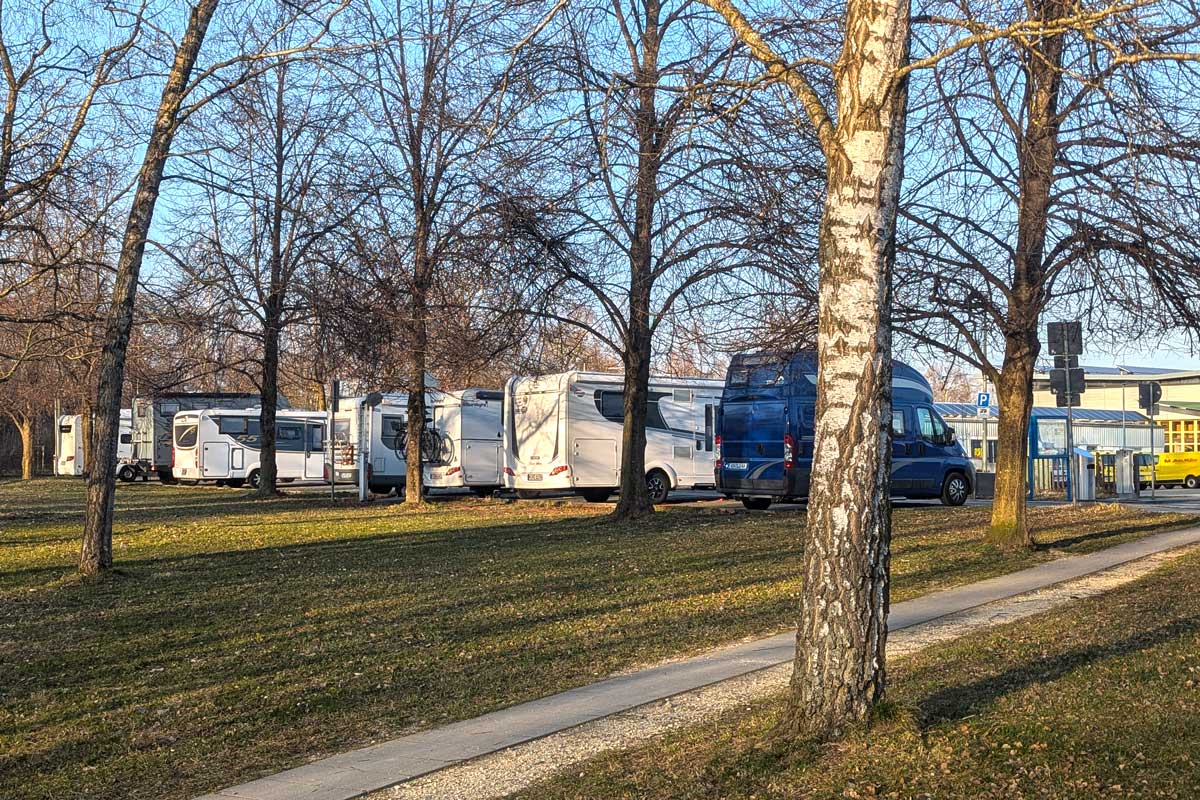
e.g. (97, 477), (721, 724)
(727, 362), (785, 388)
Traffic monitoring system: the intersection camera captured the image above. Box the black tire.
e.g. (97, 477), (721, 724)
(228, 478), (245, 488)
(368, 482), (395, 496)
(580, 488), (611, 503)
(742, 497), (772, 511)
(248, 470), (261, 490)
(470, 487), (496, 498)
(646, 470), (670, 505)
(941, 472), (970, 506)
(117, 465), (137, 483)
(1187, 475), (1199, 489)
(157, 468), (178, 485)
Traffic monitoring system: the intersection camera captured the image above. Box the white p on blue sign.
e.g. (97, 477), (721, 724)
(977, 392), (991, 407)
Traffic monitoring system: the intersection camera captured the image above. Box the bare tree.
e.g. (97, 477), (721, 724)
(171, 31), (352, 495)
(328, 0), (558, 503)
(894, 0), (1200, 547)
(82, 0), (351, 572)
(528, 0), (820, 519)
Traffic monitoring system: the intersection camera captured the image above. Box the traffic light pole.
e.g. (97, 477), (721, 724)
(1065, 369), (1076, 505)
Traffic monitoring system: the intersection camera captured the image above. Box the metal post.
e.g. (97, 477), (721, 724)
(1064, 369), (1076, 504)
(1120, 382), (1127, 450)
(329, 391), (336, 502)
(358, 400), (368, 503)
(1150, 406), (1157, 500)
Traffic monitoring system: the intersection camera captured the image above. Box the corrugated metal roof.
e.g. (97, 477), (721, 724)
(935, 403), (1150, 423)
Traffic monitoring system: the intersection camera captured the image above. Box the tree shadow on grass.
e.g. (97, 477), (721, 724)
(915, 613), (1200, 729)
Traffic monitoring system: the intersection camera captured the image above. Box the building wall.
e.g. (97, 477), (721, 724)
(944, 415), (1163, 472)
(1032, 375), (1200, 453)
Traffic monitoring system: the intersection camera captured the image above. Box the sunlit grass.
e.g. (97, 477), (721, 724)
(0, 478), (1193, 800)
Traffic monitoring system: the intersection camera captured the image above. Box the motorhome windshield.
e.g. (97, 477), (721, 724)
(726, 359), (786, 390)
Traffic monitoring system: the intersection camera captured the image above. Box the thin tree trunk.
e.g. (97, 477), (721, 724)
(258, 316), (280, 495)
(19, 415), (34, 480)
(987, 0), (1065, 549)
(611, 0), (660, 522)
(404, 284), (428, 504)
(782, 0), (911, 740)
(257, 64), (288, 498)
(80, 0), (219, 575)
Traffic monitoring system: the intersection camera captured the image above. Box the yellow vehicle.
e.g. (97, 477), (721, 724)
(1138, 452), (1200, 489)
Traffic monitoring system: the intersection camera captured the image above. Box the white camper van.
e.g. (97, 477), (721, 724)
(171, 409), (328, 488)
(331, 394), (413, 495)
(423, 389), (505, 494)
(55, 411), (132, 477)
(503, 372), (724, 503)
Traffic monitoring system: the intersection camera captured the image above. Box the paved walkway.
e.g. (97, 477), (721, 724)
(197, 524), (1200, 800)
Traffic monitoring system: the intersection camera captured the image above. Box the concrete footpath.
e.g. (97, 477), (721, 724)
(197, 525), (1200, 800)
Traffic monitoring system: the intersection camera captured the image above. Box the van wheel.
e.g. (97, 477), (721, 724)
(580, 489), (611, 503)
(742, 498), (772, 511)
(941, 473), (969, 506)
(118, 465), (136, 483)
(248, 470), (261, 490)
(646, 470), (670, 504)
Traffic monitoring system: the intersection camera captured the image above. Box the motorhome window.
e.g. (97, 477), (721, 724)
(916, 407), (936, 440)
(600, 391), (624, 420)
(120, 433), (131, 445)
(218, 417), (249, 435)
(174, 423), (198, 449)
(728, 364), (784, 387)
(333, 420), (350, 445)
(892, 411), (905, 436)
(278, 424), (304, 450)
(381, 415), (405, 451)
(308, 424), (324, 450)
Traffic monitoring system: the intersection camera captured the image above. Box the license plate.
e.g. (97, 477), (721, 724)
(725, 462), (749, 470)
(527, 473), (543, 481)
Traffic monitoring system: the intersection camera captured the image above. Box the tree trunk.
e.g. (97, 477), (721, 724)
(404, 285), (428, 504)
(19, 415), (34, 480)
(257, 64), (288, 498)
(611, 0), (660, 522)
(257, 317), (280, 496)
(987, 0), (1065, 549)
(988, 345), (1037, 548)
(80, 0), (219, 575)
(782, 0), (911, 741)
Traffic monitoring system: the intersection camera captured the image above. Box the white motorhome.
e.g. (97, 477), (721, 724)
(330, 394), (413, 495)
(423, 389), (505, 495)
(503, 372), (724, 503)
(171, 409), (327, 488)
(55, 411), (132, 477)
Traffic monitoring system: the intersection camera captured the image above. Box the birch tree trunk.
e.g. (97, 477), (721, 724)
(987, 0), (1066, 549)
(80, 0), (219, 575)
(784, 0), (911, 740)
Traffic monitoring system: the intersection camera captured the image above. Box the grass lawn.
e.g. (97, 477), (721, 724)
(513, 550), (1200, 800)
(0, 479), (1195, 800)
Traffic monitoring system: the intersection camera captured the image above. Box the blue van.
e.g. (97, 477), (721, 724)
(715, 351), (975, 509)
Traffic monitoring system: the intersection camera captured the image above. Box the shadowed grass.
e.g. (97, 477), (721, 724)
(0, 478), (1193, 800)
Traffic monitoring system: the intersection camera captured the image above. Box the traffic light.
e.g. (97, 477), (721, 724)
(1139, 381), (1161, 413)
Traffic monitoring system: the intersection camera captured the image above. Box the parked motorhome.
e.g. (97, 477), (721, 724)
(716, 351), (975, 509)
(331, 394), (413, 495)
(503, 371), (724, 503)
(55, 411), (132, 477)
(171, 409), (327, 488)
(128, 393), (284, 482)
(423, 389), (505, 494)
